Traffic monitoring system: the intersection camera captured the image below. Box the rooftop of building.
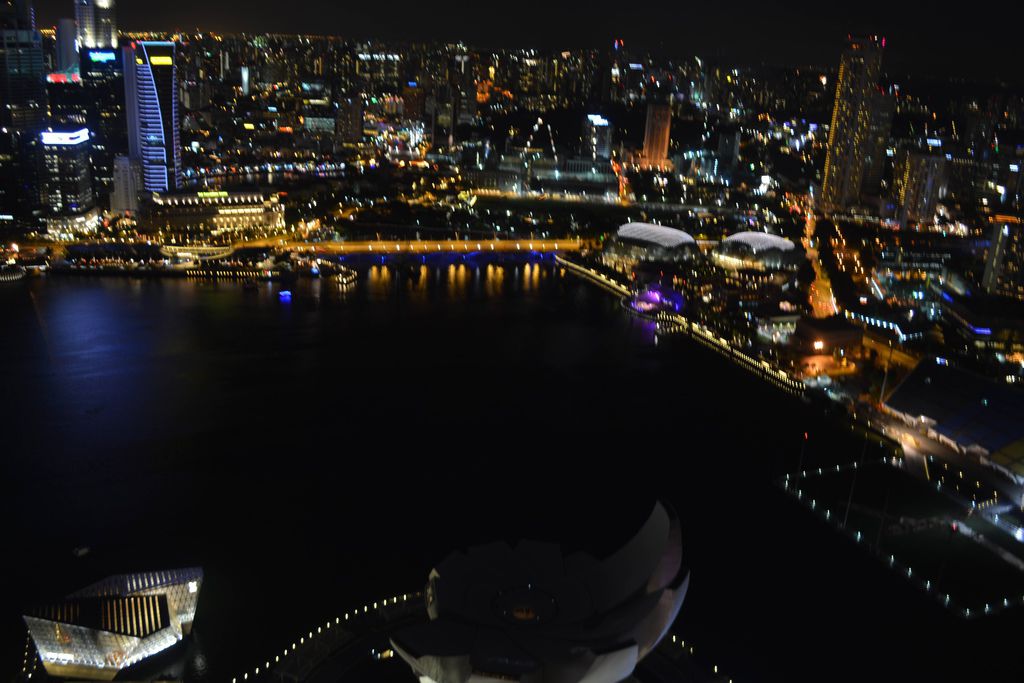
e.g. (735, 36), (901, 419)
(721, 231), (795, 253)
(617, 222), (695, 249)
(885, 360), (1024, 457)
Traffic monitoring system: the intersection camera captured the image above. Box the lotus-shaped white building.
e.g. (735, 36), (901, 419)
(391, 502), (688, 683)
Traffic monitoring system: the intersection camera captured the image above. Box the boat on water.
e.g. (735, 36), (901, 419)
(0, 265), (27, 282)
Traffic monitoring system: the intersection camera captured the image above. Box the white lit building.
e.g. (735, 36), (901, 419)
(23, 568), (202, 681)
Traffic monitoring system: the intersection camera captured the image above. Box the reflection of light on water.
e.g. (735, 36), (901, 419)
(368, 265), (392, 292)
(406, 264), (429, 301)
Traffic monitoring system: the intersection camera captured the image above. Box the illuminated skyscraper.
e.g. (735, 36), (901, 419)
(124, 41), (181, 192)
(39, 127), (97, 233)
(641, 101), (670, 169)
(0, 0), (44, 130)
(582, 113), (612, 161)
(821, 35), (885, 211)
(894, 151), (945, 226)
(860, 90), (894, 195)
(74, 0), (117, 49)
(81, 46), (126, 201)
(336, 96), (362, 144)
(1, 0), (45, 228)
(984, 218), (1024, 301)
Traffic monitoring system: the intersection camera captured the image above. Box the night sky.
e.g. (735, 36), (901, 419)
(31, 0), (1023, 83)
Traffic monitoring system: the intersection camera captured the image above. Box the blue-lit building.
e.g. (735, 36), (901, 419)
(124, 41), (181, 192)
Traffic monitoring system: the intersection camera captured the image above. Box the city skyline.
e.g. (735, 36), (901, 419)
(5, 0), (1024, 681)
(26, 0), (1024, 83)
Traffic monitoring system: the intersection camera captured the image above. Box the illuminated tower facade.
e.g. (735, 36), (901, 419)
(74, 0), (117, 49)
(641, 101), (670, 169)
(821, 35), (884, 211)
(984, 218), (1024, 301)
(81, 45), (126, 201)
(582, 113), (612, 161)
(40, 127), (98, 233)
(124, 41), (181, 192)
(894, 151), (945, 227)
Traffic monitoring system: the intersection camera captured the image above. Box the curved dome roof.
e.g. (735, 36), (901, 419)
(390, 501), (689, 683)
(618, 223), (695, 249)
(723, 231), (795, 253)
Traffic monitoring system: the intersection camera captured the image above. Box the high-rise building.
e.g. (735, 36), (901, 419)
(74, 0), (116, 50)
(402, 80), (425, 121)
(894, 151), (945, 226)
(641, 101), (670, 169)
(582, 113), (612, 162)
(45, 71), (87, 125)
(0, 0), (34, 31)
(39, 126), (97, 233)
(1, 1), (45, 229)
(0, 10), (45, 130)
(110, 153), (139, 213)
(55, 17), (77, 72)
(821, 35), (885, 211)
(336, 96), (362, 144)
(717, 125), (741, 168)
(862, 90), (894, 195)
(124, 41), (181, 192)
(984, 218), (1024, 301)
(81, 46), (126, 201)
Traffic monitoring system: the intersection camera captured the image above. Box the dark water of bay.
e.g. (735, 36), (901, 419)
(1, 256), (1020, 682)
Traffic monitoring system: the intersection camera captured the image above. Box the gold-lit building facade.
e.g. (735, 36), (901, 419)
(821, 36), (884, 211)
(23, 568), (203, 681)
(140, 190), (287, 245)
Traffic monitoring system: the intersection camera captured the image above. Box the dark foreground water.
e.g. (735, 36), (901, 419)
(2, 256), (1021, 682)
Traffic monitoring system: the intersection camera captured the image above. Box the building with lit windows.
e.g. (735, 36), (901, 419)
(74, 0), (117, 49)
(983, 216), (1024, 301)
(820, 35), (885, 211)
(1, 2), (45, 228)
(81, 46), (127, 202)
(125, 41), (181, 192)
(894, 151), (945, 227)
(23, 568), (202, 681)
(390, 501), (688, 683)
(336, 97), (363, 144)
(582, 113), (612, 161)
(39, 127), (98, 234)
(139, 190), (286, 245)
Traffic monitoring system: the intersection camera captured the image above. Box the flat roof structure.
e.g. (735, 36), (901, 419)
(884, 361), (1024, 476)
